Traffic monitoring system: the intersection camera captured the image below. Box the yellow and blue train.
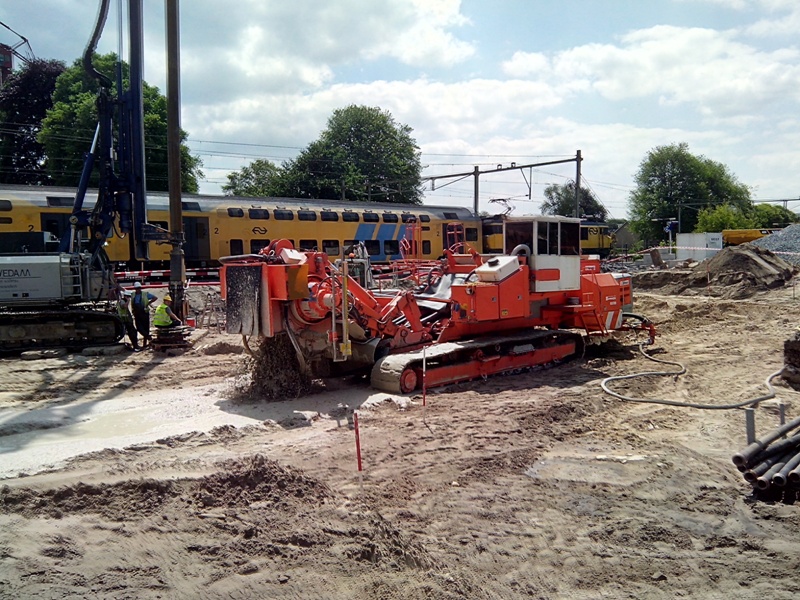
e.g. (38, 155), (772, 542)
(0, 184), (615, 269)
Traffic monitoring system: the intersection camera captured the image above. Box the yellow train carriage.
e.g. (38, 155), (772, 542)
(0, 185), (481, 269)
(209, 199), (480, 263)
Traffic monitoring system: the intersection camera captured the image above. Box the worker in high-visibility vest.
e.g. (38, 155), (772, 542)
(153, 295), (182, 329)
(116, 290), (141, 351)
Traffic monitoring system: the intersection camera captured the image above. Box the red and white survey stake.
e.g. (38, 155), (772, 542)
(353, 411), (363, 472)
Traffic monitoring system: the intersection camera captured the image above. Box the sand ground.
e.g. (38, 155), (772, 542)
(2, 273), (800, 599)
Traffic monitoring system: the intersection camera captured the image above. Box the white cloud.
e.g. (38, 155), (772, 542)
(525, 25), (800, 122)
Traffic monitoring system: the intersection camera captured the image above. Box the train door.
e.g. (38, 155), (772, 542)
(40, 212), (71, 241)
(183, 216), (211, 266)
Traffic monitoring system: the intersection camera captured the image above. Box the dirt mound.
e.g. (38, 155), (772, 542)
(238, 334), (314, 401)
(198, 340), (244, 355)
(633, 245), (797, 298)
(194, 454), (331, 508)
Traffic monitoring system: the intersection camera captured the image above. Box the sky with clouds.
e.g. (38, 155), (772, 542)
(2, 0), (800, 219)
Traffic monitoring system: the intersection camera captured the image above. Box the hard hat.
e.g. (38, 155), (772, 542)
(134, 281), (142, 288)
(164, 295), (172, 302)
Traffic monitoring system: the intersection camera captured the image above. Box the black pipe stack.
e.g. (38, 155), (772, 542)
(732, 418), (800, 500)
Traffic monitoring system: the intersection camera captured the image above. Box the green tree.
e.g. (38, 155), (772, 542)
(628, 143), (751, 241)
(0, 59), (66, 184)
(751, 203), (799, 228)
(38, 53), (202, 193)
(540, 181), (607, 220)
(694, 204), (755, 232)
(222, 158), (280, 196)
(271, 105), (423, 204)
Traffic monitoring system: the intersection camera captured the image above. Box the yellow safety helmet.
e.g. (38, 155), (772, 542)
(164, 295), (172, 302)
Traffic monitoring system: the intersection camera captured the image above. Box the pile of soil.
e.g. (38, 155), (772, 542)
(632, 245), (797, 298)
(237, 333), (315, 401)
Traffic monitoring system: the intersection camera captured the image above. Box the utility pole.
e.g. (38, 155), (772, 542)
(425, 152), (583, 215)
(165, 0), (186, 319)
(473, 166), (480, 215)
(574, 149), (582, 218)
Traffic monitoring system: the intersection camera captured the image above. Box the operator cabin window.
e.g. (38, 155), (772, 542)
(560, 222), (580, 255)
(505, 221), (534, 255)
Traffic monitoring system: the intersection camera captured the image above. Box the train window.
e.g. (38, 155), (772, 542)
(580, 227), (589, 240)
(561, 222), (580, 255)
(298, 239), (317, 250)
(363, 240), (380, 255)
(344, 239), (358, 254)
(248, 208), (270, 220)
(322, 240), (340, 255)
(298, 210), (317, 221)
(274, 209), (294, 221)
(320, 211), (338, 222)
(401, 213), (416, 223)
(419, 214), (431, 223)
(230, 239), (244, 255)
(362, 212), (379, 223)
(342, 212), (359, 222)
(181, 201), (201, 212)
(422, 226), (430, 231)
(227, 208), (245, 218)
(465, 228), (478, 242)
(443, 212), (459, 220)
(422, 240), (431, 254)
(152, 221), (168, 230)
(0, 200), (11, 211)
(250, 239), (271, 253)
(384, 240), (399, 255)
(46, 196), (74, 207)
(0, 217), (11, 224)
(382, 213), (399, 223)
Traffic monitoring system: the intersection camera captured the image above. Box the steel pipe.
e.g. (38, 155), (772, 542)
(732, 415), (800, 467)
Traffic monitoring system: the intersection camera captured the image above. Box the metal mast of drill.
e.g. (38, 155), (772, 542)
(165, 0), (186, 318)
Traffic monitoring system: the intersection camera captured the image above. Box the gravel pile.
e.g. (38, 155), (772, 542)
(751, 224), (800, 266)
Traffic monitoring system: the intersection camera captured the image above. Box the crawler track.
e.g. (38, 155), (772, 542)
(371, 329), (584, 393)
(0, 309), (124, 352)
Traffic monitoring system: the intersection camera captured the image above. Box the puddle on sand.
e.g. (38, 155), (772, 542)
(526, 447), (651, 486)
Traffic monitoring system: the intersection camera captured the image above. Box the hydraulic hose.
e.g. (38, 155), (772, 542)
(601, 342), (784, 410)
